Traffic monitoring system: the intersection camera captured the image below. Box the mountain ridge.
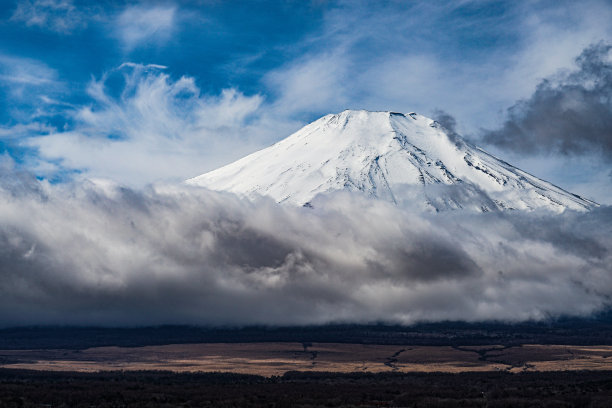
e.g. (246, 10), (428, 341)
(187, 110), (597, 212)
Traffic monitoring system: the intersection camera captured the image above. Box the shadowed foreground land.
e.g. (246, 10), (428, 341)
(3, 343), (612, 375)
(1, 369), (612, 407)
(3, 323), (612, 407)
(5, 319), (612, 350)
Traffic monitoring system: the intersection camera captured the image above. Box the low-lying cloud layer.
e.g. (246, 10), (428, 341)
(0, 170), (610, 327)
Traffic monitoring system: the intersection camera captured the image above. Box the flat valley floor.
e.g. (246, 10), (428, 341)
(3, 342), (612, 375)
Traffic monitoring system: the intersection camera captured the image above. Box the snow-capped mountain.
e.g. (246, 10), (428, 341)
(187, 110), (596, 212)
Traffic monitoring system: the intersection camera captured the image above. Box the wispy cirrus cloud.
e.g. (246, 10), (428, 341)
(24, 63), (299, 185)
(115, 5), (176, 50)
(0, 54), (65, 127)
(265, 51), (350, 118)
(10, 0), (92, 33)
(262, 0), (612, 131)
(0, 54), (58, 91)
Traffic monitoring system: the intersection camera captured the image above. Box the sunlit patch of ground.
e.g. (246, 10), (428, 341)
(3, 343), (612, 376)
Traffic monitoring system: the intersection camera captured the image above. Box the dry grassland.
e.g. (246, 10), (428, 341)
(3, 343), (612, 376)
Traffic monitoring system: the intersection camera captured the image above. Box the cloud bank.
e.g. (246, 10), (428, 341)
(0, 171), (610, 327)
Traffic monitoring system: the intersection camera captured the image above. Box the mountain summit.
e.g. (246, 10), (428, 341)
(187, 110), (596, 212)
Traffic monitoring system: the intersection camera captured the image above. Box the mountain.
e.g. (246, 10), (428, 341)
(187, 110), (596, 212)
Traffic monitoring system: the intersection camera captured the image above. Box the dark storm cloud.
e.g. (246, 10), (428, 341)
(432, 109), (461, 145)
(483, 42), (612, 159)
(0, 171), (611, 327)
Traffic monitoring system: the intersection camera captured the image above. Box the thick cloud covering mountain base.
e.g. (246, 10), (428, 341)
(0, 172), (611, 327)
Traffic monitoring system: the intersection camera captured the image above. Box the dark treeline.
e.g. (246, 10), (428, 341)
(4, 312), (612, 350)
(1, 368), (611, 407)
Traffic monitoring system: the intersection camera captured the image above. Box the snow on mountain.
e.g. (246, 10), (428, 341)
(187, 110), (597, 212)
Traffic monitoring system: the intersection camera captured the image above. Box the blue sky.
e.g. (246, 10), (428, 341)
(0, 0), (611, 202)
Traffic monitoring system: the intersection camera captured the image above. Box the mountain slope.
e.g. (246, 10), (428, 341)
(187, 110), (596, 212)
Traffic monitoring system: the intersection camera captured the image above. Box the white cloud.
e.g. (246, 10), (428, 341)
(265, 52), (350, 117)
(0, 122), (54, 140)
(0, 176), (610, 326)
(0, 54), (58, 89)
(261, 0), (612, 130)
(25, 63), (300, 185)
(482, 2), (612, 125)
(0, 54), (64, 123)
(11, 0), (90, 33)
(115, 5), (176, 50)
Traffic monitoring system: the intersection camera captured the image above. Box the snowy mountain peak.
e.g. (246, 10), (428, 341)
(187, 110), (597, 212)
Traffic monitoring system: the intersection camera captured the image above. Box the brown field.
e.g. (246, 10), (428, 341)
(2, 343), (612, 376)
